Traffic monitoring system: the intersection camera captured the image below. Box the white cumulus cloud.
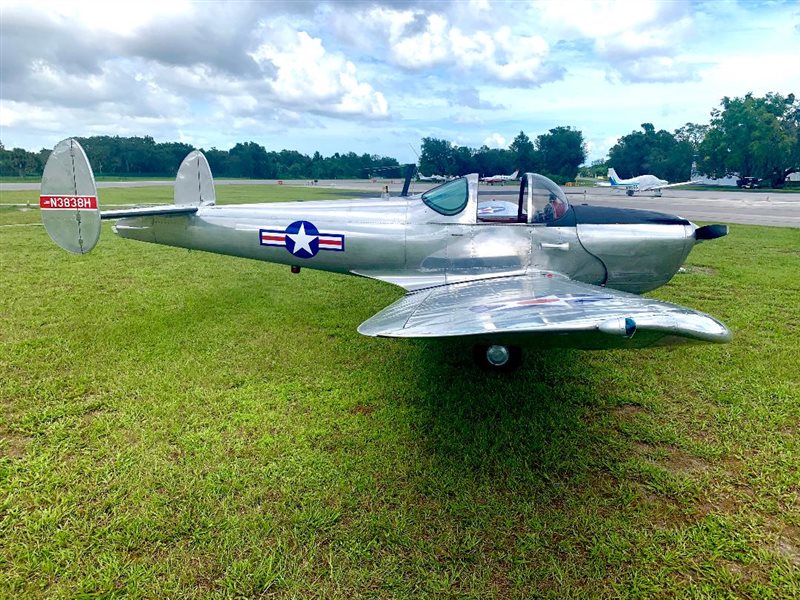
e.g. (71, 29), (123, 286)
(338, 8), (563, 86)
(538, 0), (697, 82)
(251, 29), (388, 117)
(482, 133), (507, 148)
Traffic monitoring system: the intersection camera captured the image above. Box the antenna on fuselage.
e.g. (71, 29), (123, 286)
(401, 163), (417, 197)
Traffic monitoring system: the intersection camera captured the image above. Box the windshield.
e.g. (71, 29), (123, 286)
(530, 174), (570, 223)
(422, 177), (469, 216)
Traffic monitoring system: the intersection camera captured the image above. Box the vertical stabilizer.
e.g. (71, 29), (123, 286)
(40, 138), (101, 255)
(174, 150), (216, 206)
(608, 168), (621, 185)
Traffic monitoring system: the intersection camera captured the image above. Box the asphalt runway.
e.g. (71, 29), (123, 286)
(3, 179), (799, 228)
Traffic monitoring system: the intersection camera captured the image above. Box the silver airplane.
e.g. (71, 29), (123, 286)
(39, 139), (731, 370)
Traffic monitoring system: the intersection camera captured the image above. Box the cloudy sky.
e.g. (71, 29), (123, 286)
(1, 0), (798, 163)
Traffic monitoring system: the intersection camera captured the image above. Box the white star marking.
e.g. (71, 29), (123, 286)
(287, 222), (316, 255)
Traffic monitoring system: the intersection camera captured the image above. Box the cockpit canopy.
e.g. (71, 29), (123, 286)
(421, 173), (570, 224)
(528, 173), (570, 223)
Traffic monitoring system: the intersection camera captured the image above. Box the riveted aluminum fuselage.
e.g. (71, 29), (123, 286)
(113, 185), (695, 294)
(114, 169), (695, 292)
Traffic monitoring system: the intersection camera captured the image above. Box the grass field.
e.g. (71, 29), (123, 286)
(1, 187), (799, 598)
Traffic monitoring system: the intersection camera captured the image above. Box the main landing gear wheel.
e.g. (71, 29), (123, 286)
(473, 344), (522, 372)
(626, 189), (634, 196)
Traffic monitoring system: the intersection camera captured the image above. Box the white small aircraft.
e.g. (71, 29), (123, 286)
(598, 168), (697, 197)
(480, 169), (519, 185)
(417, 173), (450, 183)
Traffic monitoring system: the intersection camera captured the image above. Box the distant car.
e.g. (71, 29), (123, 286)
(737, 176), (760, 189)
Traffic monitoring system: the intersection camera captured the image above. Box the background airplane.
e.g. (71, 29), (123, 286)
(480, 169), (519, 185)
(417, 173), (450, 183)
(597, 168), (698, 196)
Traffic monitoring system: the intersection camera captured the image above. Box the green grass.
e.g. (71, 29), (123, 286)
(1, 189), (799, 597)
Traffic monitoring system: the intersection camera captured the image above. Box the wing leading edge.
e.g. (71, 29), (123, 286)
(358, 272), (731, 349)
(641, 179), (699, 192)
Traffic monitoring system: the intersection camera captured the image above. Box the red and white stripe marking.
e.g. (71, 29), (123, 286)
(318, 235), (343, 250)
(259, 232), (286, 246)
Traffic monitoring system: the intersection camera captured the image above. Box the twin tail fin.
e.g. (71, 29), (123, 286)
(40, 138), (215, 254)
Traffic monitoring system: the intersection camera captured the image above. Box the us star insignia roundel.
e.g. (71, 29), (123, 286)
(259, 220), (345, 259)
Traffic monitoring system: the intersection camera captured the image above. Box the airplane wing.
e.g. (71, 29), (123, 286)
(642, 180), (699, 192)
(358, 272), (731, 349)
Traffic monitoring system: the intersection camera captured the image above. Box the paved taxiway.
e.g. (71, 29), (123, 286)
(3, 179), (798, 228)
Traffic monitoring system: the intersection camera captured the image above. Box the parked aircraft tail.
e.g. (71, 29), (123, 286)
(510, 170), (519, 179)
(608, 168), (621, 185)
(40, 138), (212, 254)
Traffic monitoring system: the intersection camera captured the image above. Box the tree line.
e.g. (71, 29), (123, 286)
(1, 92), (797, 186)
(0, 136), (401, 180)
(586, 92), (799, 187)
(419, 126), (586, 185)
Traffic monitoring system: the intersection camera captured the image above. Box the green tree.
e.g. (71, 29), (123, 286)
(473, 146), (515, 178)
(419, 137), (455, 176)
(579, 159), (608, 178)
(674, 122), (709, 152)
(6, 147), (40, 177)
(698, 92), (799, 186)
(228, 142), (273, 178)
(509, 131), (538, 174)
(310, 151), (324, 179)
(536, 126), (586, 182)
(451, 145), (476, 176)
(204, 148), (230, 177)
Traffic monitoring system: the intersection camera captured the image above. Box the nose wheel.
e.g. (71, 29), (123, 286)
(473, 344), (522, 371)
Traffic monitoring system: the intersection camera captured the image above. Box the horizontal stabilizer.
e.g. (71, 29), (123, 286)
(100, 205), (198, 220)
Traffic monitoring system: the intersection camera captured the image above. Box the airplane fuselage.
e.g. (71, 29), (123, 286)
(612, 174), (669, 190)
(114, 197), (695, 294)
